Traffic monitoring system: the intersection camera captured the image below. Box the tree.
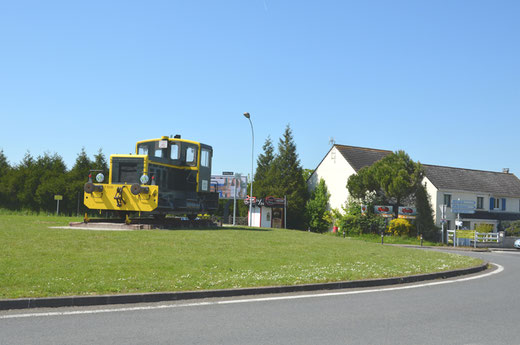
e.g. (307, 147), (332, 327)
(34, 153), (67, 212)
(271, 125), (308, 229)
(92, 148), (108, 173)
(14, 152), (39, 211)
(346, 151), (439, 239)
(0, 150), (11, 209)
(305, 179), (330, 233)
(253, 137), (276, 198)
(347, 150), (423, 216)
(415, 183), (438, 240)
(66, 148), (93, 215)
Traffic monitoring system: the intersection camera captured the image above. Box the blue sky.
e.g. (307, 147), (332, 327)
(1, 1), (519, 178)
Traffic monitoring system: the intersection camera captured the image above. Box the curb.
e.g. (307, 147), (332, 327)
(0, 263), (489, 311)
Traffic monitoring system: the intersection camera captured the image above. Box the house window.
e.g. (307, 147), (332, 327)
(444, 194), (452, 207)
(477, 197), (484, 210)
(494, 198), (500, 209)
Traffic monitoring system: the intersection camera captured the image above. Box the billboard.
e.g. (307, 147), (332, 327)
(398, 206), (417, 219)
(374, 205), (393, 217)
(210, 175), (248, 199)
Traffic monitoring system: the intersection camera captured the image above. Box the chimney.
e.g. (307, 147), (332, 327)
(503, 168), (510, 174)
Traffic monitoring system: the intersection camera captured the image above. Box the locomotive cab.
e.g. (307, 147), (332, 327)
(84, 136), (219, 216)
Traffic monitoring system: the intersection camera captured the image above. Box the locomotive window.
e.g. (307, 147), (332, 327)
(170, 143), (179, 160)
(154, 141), (165, 158)
(138, 145), (149, 156)
(186, 146), (197, 165)
(201, 149), (210, 167)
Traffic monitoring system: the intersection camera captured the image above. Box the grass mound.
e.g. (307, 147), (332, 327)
(0, 214), (482, 299)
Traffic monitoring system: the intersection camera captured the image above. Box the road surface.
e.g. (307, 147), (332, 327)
(1, 249), (518, 345)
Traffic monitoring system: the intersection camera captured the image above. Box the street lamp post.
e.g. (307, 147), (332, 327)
(243, 112), (254, 227)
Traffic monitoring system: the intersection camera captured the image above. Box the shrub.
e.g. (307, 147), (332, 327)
(475, 223), (494, 233)
(388, 218), (413, 236)
(502, 221), (520, 236)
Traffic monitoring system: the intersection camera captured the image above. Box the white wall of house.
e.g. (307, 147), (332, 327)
(426, 187), (520, 231)
(423, 177), (439, 222)
(308, 146), (355, 211)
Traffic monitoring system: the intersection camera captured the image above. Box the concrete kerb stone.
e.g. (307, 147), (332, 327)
(0, 263), (489, 311)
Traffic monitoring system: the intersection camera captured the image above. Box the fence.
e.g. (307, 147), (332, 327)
(447, 230), (500, 247)
(222, 216), (248, 226)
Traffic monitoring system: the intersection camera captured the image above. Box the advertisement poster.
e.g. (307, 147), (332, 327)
(210, 175), (248, 199)
(398, 206), (417, 219)
(374, 205), (393, 217)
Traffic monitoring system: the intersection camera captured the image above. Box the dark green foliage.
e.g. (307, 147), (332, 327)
(253, 137), (277, 198)
(305, 179), (330, 233)
(347, 150), (424, 215)
(415, 183), (438, 241)
(302, 169), (314, 182)
(66, 148), (93, 215)
(33, 153), (68, 213)
(345, 151), (437, 239)
(271, 125), (308, 229)
(0, 150), (11, 209)
(335, 199), (385, 235)
(0, 148), (108, 215)
(252, 125), (308, 230)
(92, 148), (108, 173)
(501, 220), (520, 236)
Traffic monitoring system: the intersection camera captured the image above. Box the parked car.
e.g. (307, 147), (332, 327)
(514, 239), (520, 249)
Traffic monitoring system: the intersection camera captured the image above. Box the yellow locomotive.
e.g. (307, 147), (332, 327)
(83, 135), (219, 219)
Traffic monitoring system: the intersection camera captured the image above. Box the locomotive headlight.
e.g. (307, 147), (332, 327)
(140, 174), (149, 184)
(96, 173), (104, 183)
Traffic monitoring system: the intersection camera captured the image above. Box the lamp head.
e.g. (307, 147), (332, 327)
(243, 112), (250, 119)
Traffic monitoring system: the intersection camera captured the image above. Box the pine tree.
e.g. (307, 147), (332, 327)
(66, 148), (93, 215)
(15, 152), (39, 211)
(253, 137), (276, 198)
(272, 125), (308, 229)
(34, 153), (67, 213)
(415, 183), (438, 241)
(92, 148), (108, 173)
(0, 150), (10, 209)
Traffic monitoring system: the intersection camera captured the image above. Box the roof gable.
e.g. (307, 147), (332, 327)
(335, 145), (392, 172)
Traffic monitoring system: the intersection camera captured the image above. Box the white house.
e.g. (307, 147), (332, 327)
(308, 144), (520, 231)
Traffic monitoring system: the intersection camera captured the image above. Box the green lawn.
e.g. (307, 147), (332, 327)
(0, 214), (483, 299)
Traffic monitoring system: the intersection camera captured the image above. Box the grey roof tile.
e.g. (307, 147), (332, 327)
(333, 144), (520, 198)
(335, 145), (392, 172)
(423, 164), (520, 197)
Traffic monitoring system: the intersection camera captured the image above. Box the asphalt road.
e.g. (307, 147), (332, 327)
(1, 249), (519, 345)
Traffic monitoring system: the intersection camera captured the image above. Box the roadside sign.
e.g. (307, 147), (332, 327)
(222, 171), (234, 176)
(54, 195), (63, 216)
(451, 199), (476, 214)
(398, 206), (417, 219)
(374, 205), (393, 217)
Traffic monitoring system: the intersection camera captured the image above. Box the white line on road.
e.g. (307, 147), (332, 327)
(1, 263), (503, 320)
